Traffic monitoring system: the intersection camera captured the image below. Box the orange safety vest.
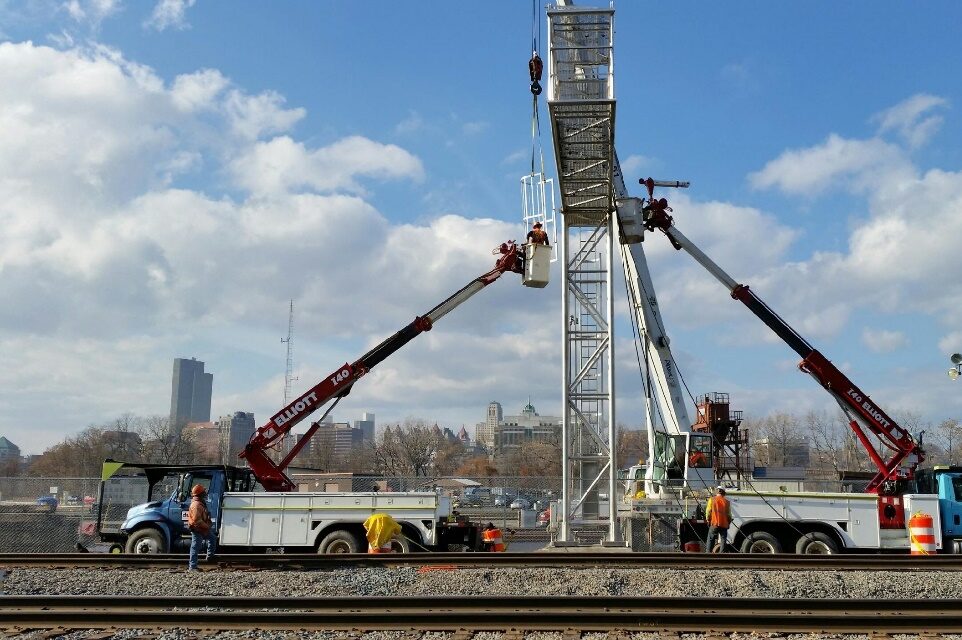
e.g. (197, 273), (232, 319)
(707, 495), (731, 528)
(481, 527), (506, 552)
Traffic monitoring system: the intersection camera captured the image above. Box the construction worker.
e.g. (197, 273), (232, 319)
(705, 486), (732, 553)
(187, 484), (216, 570)
(480, 521), (506, 552)
(527, 222), (549, 246)
(688, 449), (708, 468)
(363, 512), (401, 553)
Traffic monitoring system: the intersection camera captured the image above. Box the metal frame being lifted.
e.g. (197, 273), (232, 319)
(547, 3), (619, 543)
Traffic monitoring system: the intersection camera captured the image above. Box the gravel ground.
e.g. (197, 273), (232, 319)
(3, 567), (962, 640)
(3, 565), (962, 598)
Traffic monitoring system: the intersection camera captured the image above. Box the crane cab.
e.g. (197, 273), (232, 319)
(523, 243), (551, 288)
(646, 431), (716, 498)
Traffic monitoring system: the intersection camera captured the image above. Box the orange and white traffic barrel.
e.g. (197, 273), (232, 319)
(908, 512), (936, 555)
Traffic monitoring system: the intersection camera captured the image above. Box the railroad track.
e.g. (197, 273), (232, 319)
(1, 551), (961, 571)
(1, 595), (960, 634)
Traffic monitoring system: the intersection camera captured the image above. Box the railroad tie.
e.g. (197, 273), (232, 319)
(452, 628), (475, 640)
(563, 627), (581, 640)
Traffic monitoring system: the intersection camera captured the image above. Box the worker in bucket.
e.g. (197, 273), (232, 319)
(364, 512), (402, 553)
(526, 221), (549, 246)
(187, 484), (217, 570)
(704, 486), (732, 553)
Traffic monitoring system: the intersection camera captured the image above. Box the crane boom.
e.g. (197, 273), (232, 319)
(241, 242), (524, 491)
(638, 186), (923, 494)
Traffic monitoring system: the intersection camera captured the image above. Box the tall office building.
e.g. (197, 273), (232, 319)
(170, 357), (213, 432)
(476, 401), (502, 449)
(353, 412), (375, 442)
(215, 411), (256, 459)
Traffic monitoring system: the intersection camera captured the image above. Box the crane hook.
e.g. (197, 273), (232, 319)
(529, 52), (543, 96)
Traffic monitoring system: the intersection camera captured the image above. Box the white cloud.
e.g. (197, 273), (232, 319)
(873, 94), (948, 149)
(224, 89), (305, 140)
(748, 133), (908, 195)
(0, 41), (539, 453)
(144, 0), (195, 31)
(861, 328), (907, 353)
(619, 154), (655, 178)
(229, 135), (424, 196)
(394, 111), (423, 135)
(939, 332), (962, 356)
(462, 120), (488, 135)
(63, 0), (121, 28)
(170, 69), (228, 112)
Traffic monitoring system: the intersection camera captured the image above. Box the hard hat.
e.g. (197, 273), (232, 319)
(191, 484), (206, 497)
(716, 486), (726, 494)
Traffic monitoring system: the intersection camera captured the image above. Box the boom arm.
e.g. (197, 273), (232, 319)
(639, 186), (923, 494)
(241, 242), (524, 491)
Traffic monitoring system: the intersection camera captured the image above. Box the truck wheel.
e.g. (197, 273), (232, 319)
(319, 530), (362, 554)
(389, 535), (412, 553)
(795, 532), (838, 554)
(125, 528), (166, 554)
(740, 531), (782, 554)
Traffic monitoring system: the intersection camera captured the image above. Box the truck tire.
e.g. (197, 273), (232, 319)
(389, 535), (412, 553)
(740, 531), (782, 554)
(125, 528), (166, 554)
(795, 532), (838, 554)
(318, 530), (362, 554)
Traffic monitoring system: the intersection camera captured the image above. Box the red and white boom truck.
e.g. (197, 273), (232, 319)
(626, 179), (962, 554)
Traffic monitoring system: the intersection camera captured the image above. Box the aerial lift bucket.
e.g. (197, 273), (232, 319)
(523, 243), (551, 288)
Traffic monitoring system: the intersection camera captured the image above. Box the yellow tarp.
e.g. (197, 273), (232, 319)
(363, 513), (401, 549)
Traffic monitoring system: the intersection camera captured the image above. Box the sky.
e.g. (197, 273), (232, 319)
(2, 1), (962, 455)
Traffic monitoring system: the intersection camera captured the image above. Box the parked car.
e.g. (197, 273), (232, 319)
(510, 497), (532, 510)
(494, 495), (511, 507)
(533, 499), (549, 511)
(35, 496), (58, 512)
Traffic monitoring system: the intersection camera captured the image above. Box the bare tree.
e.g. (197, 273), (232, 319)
(138, 415), (198, 464)
(747, 412), (805, 467)
(500, 440), (562, 477)
(616, 426), (648, 469)
(933, 418), (962, 465)
(370, 419), (450, 477)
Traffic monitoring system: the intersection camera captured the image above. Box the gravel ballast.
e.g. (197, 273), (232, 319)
(3, 566), (962, 599)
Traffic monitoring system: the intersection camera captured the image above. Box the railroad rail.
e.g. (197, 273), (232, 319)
(2, 551), (962, 570)
(2, 596), (962, 634)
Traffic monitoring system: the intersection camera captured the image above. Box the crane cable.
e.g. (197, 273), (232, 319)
(529, 0), (546, 177)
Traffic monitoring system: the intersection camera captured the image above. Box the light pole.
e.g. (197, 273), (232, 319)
(949, 353), (962, 380)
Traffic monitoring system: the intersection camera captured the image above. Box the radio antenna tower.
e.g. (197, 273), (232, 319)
(281, 300), (297, 405)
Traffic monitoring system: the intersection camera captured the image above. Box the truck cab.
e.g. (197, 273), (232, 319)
(915, 466), (962, 553)
(97, 461), (256, 554)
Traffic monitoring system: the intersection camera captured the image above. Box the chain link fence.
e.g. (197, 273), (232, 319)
(0, 473), (862, 553)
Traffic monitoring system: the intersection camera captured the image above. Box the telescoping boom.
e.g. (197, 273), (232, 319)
(637, 179), (923, 495)
(241, 242), (525, 491)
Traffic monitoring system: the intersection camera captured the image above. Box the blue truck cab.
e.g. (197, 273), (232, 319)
(914, 465), (962, 553)
(96, 461), (257, 554)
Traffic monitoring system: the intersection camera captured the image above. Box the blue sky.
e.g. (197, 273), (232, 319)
(2, 0), (962, 455)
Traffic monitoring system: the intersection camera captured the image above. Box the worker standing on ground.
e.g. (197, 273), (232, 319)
(364, 512), (402, 553)
(187, 484), (216, 570)
(480, 521), (506, 552)
(526, 221), (549, 246)
(705, 486), (732, 553)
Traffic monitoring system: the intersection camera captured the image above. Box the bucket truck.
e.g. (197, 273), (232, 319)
(630, 180), (962, 554)
(98, 242), (538, 554)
